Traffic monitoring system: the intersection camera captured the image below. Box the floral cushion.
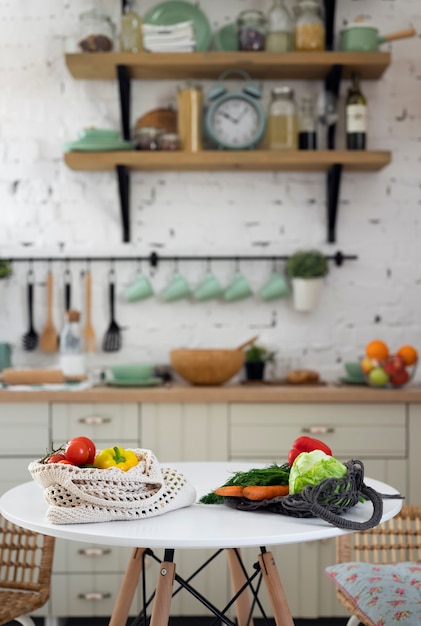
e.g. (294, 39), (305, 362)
(325, 562), (421, 625)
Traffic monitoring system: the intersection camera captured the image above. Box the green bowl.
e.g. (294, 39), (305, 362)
(110, 363), (154, 381)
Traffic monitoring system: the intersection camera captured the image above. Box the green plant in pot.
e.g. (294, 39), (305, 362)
(286, 249), (328, 312)
(244, 343), (275, 381)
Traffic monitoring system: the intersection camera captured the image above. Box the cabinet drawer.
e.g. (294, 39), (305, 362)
(0, 404), (48, 455)
(51, 403), (140, 444)
(54, 539), (133, 573)
(229, 403), (406, 459)
(50, 572), (141, 617)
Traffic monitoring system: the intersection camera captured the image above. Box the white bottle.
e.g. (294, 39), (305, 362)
(60, 310), (86, 378)
(266, 0), (293, 52)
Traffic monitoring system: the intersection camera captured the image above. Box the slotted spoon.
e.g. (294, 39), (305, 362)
(83, 269), (96, 352)
(22, 269), (38, 351)
(102, 269), (121, 352)
(39, 269), (58, 353)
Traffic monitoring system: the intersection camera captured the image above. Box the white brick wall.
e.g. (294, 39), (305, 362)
(0, 0), (420, 382)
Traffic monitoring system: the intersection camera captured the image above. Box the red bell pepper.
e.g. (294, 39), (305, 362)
(288, 436), (332, 466)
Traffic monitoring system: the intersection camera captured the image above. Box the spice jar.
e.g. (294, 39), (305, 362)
(237, 10), (267, 51)
(133, 126), (163, 150)
(177, 84), (203, 152)
(294, 0), (325, 51)
(266, 0), (293, 52)
(158, 133), (180, 151)
(267, 86), (298, 150)
(79, 8), (115, 52)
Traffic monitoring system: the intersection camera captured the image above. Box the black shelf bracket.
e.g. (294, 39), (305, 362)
(327, 164), (343, 244)
(116, 165), (130, 243)
(115, 64), (132, 242)
(324, 60), (343, 243)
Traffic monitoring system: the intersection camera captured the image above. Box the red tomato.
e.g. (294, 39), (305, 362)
(47, 453), (66, 464)
(58, 459), (73, 465)
(65, 439), (90, 466)
(69, 436), (96, 464)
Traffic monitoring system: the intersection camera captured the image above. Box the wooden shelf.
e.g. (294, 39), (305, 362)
(64, 150), (391, 173)
(65, 51), (391, 81)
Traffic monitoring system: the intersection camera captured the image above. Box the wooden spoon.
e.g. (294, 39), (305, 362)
(83, 270), (96, 352)
(39, 270), (58, 353)
(236, 336), (259, 351)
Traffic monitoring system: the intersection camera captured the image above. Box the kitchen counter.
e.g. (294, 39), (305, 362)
(0, 383), (421, 403)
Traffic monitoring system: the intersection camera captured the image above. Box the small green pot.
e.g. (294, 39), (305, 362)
(340, 25), (415, 52)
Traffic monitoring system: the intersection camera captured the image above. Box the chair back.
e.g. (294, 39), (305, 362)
(0, 514), (55, 594)
(336, 505), (421, 565)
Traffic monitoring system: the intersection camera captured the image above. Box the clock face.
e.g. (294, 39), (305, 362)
(210, 97), (261, 148)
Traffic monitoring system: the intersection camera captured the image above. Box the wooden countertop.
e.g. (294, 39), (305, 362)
(0, 383), (421, 403)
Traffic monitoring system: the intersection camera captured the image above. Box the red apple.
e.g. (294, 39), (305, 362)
(390, 369), (410, 387)
(384, 354), (406, 376)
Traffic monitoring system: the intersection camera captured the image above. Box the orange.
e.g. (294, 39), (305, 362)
(397, 345), (418, 366)
(365, 340), (389, 362)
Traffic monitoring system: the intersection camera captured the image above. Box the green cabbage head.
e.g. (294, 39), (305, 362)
(289, 450), (347, 495)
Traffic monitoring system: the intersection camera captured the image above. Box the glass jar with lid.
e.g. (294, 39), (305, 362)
(293, 0), (325, 51)
(133, 126), (163, 150)
(266, 0), (293, 52)
(267, 86), (298, 150)
(237, 10), (267, 51)
(78, 8), (115, 52)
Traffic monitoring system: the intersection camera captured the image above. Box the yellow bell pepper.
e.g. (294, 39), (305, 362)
(94, 446), (138, 471)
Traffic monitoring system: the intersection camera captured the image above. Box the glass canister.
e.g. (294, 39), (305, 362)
(294, 0), (325, 51)
(133, 126), (163, 150)
(266, 0), (293, 52)
(298, 96), (317, 149)
(237, 10), (267, 51)
(78, 8), (115, 52)
(158, 133), (180, 151)
(267, 86), (298, 150)
(177, 84), (203, 152)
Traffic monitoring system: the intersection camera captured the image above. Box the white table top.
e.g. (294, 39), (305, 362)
(0, 462), (403, 550)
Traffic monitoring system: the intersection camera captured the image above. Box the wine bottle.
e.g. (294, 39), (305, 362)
(346, 73), (367, 150)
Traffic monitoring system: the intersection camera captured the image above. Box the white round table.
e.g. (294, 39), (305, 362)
(0, 462), (403, 626)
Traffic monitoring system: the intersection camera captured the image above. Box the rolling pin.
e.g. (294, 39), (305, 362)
(0, 369), (66, 385)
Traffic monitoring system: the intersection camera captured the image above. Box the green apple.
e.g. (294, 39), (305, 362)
(368, 367), (390, 387)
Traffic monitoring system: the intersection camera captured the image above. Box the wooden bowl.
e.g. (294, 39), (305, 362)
(170, 349), (245, 386)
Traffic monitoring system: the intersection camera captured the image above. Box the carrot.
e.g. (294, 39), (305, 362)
(242, 485), (289, 501)
(214, 486), (245, 498)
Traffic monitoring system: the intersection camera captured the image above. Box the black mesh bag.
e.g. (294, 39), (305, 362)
(223, 459), (386, 531)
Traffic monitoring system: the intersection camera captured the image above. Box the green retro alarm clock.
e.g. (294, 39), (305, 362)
(205, 69), (266, 150)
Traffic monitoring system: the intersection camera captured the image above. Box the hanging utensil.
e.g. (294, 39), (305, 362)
(64, 266), (72, 312)
(102, 268), (122, 352)
(39, 268), (58, 353)
(22, 268), (39, 352)
(83, 269), (96, 352)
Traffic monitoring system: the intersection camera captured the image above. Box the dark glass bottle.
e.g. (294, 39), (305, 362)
(346, 73), (367, 150)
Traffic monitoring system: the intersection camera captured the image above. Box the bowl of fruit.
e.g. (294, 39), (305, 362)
(361, 340), (418, 388)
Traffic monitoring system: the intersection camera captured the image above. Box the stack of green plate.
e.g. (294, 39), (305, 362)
(64, 128), (133, 152)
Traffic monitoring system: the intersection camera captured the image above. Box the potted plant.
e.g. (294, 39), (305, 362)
(244, 343), (275, 381)
(286, 249), (328, 312)
(0, 260), (12, 301)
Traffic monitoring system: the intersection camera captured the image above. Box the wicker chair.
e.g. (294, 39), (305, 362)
(0, 514), (55, 626)
(327, 505), (421, 626)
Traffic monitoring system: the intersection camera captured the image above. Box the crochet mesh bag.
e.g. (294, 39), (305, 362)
(224, 460), (385, 531)
(28, 448), (196, 524)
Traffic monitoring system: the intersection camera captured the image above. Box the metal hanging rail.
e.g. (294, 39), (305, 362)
(3, 251), (357, 267)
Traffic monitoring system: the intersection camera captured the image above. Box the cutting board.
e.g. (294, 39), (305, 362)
(0, 369), (87, 385)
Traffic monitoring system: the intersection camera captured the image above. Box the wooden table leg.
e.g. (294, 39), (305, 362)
(109, 547), (147, 626)
(258, 551), (295, 626)
(149, 559), (176, 626)
(226, 548), (255, 626)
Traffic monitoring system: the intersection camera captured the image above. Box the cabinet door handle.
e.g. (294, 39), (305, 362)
(78, 416), (111, 425)
(301, 426), (335, 435)
(78, 592), (112, 601)
(78, 547), (111, 557)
